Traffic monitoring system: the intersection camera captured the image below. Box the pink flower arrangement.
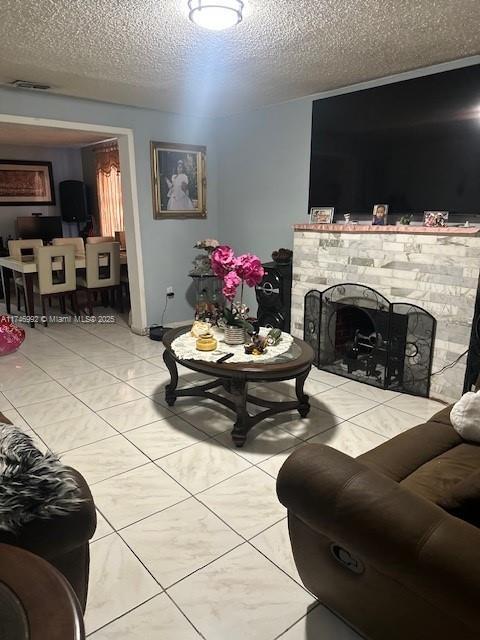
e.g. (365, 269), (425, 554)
(210, 245), (264, 310)
(211, 245), (236, 278)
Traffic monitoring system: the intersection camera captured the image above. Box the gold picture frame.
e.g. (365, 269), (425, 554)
(151, 141), (206, 219)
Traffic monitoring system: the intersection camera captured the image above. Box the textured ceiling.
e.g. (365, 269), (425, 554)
(0, 123), (111, 147)
(0, 0), (479, 116)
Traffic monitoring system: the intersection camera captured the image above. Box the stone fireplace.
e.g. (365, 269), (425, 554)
(304, 283), (435, 397)
(291, 224), (480, 403)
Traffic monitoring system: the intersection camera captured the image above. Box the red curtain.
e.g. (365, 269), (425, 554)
(95, 143), (124, 237)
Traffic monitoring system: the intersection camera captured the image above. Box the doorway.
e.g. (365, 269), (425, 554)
(0, 113), (146, 334)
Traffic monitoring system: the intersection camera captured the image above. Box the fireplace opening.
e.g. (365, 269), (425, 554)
(304, 284), (436, 397)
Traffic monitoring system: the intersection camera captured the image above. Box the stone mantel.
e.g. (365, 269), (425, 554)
(294, 223), (480, 236)
(291, 226), (480, 402)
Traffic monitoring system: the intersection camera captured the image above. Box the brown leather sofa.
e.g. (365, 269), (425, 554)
(277, 405), (480, 640)
(0, 411), (96, 612)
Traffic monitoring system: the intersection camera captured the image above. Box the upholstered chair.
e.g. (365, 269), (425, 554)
(33, 244), (78, 324)
(78, 241), (121, 313)
(52, 236), (86, 257)
(8, 239), (44, 310)
(86, 236), (115, 244)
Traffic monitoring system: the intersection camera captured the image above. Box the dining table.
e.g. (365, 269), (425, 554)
(0, 252), (128, 327)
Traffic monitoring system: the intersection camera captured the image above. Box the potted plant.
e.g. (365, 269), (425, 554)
(210, 245), (264, 345)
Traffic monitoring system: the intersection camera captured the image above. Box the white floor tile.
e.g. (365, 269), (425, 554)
(307, 421), (387, 457)
(98, 397), (173, 432)
(105, 360), (162, 381)
(122, 498), (242, 587)
(89, 593), (201, 640)
(180, 404), (235, 436)
(308, 369), (348, 387)
(339, 379), (401, 403)
(310, 387), (378, 420)
(0, 364), (51, 391)
(348, 404), (421, 438)
(264, 407), (342, 441)
(126, 370), (173, 396)
(33, 412), (117, 454)
(198, 467), (286, 539)
(60, 370), (119, 393)
(257, 446), (303, 479)
(17, 395), (91, 429)
(278, 603), (363, 639)
(168, 544), (314, 640)
(3, 380), (69, 408)
(215, 424), (302, 464)
(0, 392), (13, 412)
(125, 415), (207, 460)
(75, 382), (144, 411)
(34, 357), (100, 379)
(85, 533), (161, 635)
(250, 518), (301, 583)
(92, 510), (114, 542)
(384, 393), (446, 420)
(61, 435), (149, 485)
(92, 463), (190, 529)
(157, 440), (251, 493)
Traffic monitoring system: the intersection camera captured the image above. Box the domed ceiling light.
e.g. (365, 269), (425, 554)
(188, 1), (244, 31)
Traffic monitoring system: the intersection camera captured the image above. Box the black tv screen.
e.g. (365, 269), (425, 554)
(308, 64), (480, 217)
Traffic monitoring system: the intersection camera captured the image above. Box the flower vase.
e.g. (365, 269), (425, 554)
(224, 325), (246, 345)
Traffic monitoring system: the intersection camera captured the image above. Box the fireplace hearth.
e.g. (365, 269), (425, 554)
(304, 284), (436, 397)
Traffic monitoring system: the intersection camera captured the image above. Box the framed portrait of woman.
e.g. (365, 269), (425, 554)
(151, 141), (206, 219)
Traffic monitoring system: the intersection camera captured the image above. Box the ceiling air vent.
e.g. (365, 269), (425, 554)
(9, 79), (52, 91)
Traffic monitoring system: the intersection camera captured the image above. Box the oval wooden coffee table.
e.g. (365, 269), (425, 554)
(163, 326), (314, 447)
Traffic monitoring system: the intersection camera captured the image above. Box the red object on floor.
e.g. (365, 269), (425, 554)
(0, 316), (25, 356)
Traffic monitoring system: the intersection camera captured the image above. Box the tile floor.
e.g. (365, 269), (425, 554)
(0, 308), (446, 639)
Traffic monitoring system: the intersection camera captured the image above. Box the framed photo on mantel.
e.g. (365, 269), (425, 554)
(0, 160), (55, 206)
(151, 141), (206, 219)
(310, 207), (334, 224)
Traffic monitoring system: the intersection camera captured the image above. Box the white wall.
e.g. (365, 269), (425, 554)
(0, 144), (83, 240)
(0, 86), (219, 325)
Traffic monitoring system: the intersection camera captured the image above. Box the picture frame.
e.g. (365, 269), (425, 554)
(151, 141), (206, 219)
(372, 204), (388, 226)
(0, 160), (55, 206)
(423, 211), (449, 227)
(310, 207), (334, 224)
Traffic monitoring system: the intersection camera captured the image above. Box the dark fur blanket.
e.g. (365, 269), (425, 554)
(0, 423), (83, 533)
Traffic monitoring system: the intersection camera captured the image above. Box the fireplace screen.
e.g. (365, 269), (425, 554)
(304, 284), (436, 397)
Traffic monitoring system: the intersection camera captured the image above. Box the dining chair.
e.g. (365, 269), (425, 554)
(86, 236), (115, 244)
(52, 236), (85, 257)
(8, 239), (44, 311)
(115, 230), (126, 249)
(78, 242), (121, 314)
(33, 244), (77, 325)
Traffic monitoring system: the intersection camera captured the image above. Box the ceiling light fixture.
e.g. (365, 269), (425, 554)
(188, 0), (244, 31)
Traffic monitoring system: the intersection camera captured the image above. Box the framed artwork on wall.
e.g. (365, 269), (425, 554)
(0, 160), (55, 206)
(310, 207), (334, 223)
(151, 141), (206, 219)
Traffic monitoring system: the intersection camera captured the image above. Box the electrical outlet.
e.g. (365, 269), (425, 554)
(166, 286), (174, 298)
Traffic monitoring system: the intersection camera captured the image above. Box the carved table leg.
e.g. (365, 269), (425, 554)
(230, 379), (249, 447)
(163, 349), (179, 406)
(296, 367), (311, 418)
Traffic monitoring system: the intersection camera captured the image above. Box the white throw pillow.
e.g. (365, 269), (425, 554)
(450, 391), (480, 443)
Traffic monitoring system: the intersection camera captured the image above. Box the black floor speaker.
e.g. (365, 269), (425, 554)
(60, 180), (88, 223)
(255, 261), (292, 332)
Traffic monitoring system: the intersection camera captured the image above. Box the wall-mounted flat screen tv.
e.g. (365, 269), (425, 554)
(308, 64), (480, 216)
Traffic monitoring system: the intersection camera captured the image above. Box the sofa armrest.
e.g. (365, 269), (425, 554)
(277, 444), (480, 623)
(0, 467), (97, 559)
